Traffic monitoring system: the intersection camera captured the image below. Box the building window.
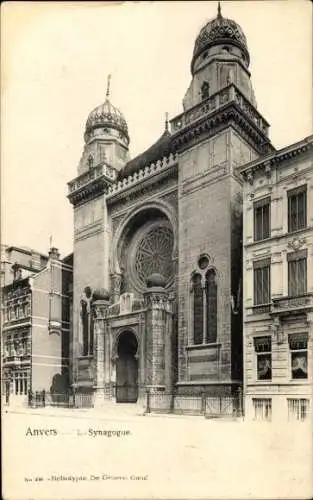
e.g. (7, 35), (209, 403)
(205, 269), (217, 343)
(253, 398), (272, 421)
(201, 81), (210, 100)
(254, 336), (272, 380)
(13, 372), (28, 395)
(253, 258), (271, 305)
(287, 250), (307, 297)
(288, 185), (307, 232)
(254, 197), (270, 241)
(134, 225), (173, 288)
(288, 399), (310, 421)
(289, 333), (308, 380)
(192, 273), (203, 345)
(191, 268), (218, 345)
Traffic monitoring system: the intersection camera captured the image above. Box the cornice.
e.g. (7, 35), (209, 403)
(68, 176), (110, 207)
(171, 103), (273, 156)
(67, 162), (117, 207)
(170, 84), (270, 133)
(237, 135), (313, 185)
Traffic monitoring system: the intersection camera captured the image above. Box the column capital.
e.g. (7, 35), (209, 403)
(92, 299), (111, 319)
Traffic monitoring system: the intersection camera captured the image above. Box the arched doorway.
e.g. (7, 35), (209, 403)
(116, 331), (138, 403)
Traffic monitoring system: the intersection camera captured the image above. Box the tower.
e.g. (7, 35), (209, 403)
(67, 79), (130, 392)
(171, 4), (274, 395)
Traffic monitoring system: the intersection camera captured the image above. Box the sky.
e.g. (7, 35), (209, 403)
(2, 0), (312, 257)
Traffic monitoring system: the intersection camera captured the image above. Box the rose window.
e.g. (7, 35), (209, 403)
(134, 226), (173, 287)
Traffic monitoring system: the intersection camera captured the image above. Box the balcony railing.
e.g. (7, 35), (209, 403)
(271, 293), (313, 316)
(170, 84), (269, 136)
(67, 162), (117, 195)
(251, 304), (271, 315)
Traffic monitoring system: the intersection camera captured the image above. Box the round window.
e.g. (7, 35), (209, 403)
(198, 254), (210, 270)
(130, 222), (174, 289)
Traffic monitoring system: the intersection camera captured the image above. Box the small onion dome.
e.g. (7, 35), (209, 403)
(92, 288), (110, 301)
(191, 6), (250, 73)
(146, 273), (166, 289)
(84, 98), (129, 144)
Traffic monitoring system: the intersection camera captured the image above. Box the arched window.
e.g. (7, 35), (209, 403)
(190, 266), (218, 345)
(205, 269), (217, 343)
(201, 81), (210, 100)
(192, 273), (203, 345)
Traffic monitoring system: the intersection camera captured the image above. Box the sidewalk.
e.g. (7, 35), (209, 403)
(2, 403), (245, 423)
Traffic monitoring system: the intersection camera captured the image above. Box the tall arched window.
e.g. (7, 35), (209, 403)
(192, 273), (203, 345)
(205, 269), (217, 343)
(190, 266), (218, 345)
(201, 81), (210, 100)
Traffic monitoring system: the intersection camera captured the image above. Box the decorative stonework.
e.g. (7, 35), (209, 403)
(111, 273), (122, 303)
(287, 236), (306, 252)
(67, 163), (117, 206)
(134, 226), (174, 288)
(120, 293), (134, 315)
(192, 14), (250, 72)
(171, 84), (269, 140)
(171, 105), (272, 157)
(144, 291), (172, 311)
(84, 98), (129, 145)
(107, 153), (178, 200)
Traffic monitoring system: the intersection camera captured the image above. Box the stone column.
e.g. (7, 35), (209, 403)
(144, 277), (171, 393)
(138, 312), (146, 400)
(103, 322), (112, 399)
(92, 299), (110, 407)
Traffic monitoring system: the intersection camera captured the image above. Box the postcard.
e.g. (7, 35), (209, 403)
(1, 1), (312, 499)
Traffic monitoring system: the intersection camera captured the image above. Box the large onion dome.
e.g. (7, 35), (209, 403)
(84, 97), (129, 144)
(191, 3), (250, 73)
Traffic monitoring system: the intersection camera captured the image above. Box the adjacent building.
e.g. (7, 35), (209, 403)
(238, 136), (313, 422)
(1, 245), (73, 406)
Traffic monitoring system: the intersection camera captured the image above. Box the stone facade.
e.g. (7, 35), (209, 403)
(238, 136), (313, 422)
(67, 5), (276, 406)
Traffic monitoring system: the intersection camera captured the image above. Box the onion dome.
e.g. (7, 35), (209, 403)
(146, 273), (166, 289)
(84, 76), (129, 144)
(118, 114), (173, 180)
(191, 2), (250, 74)
(92, 288), (110, 301)
(84, 99), (129, 143)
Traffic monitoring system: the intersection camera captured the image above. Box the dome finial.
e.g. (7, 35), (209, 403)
(165, 112), (169, 132)
(217, 1), (222, 19)
(106, 74), (111, 98)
